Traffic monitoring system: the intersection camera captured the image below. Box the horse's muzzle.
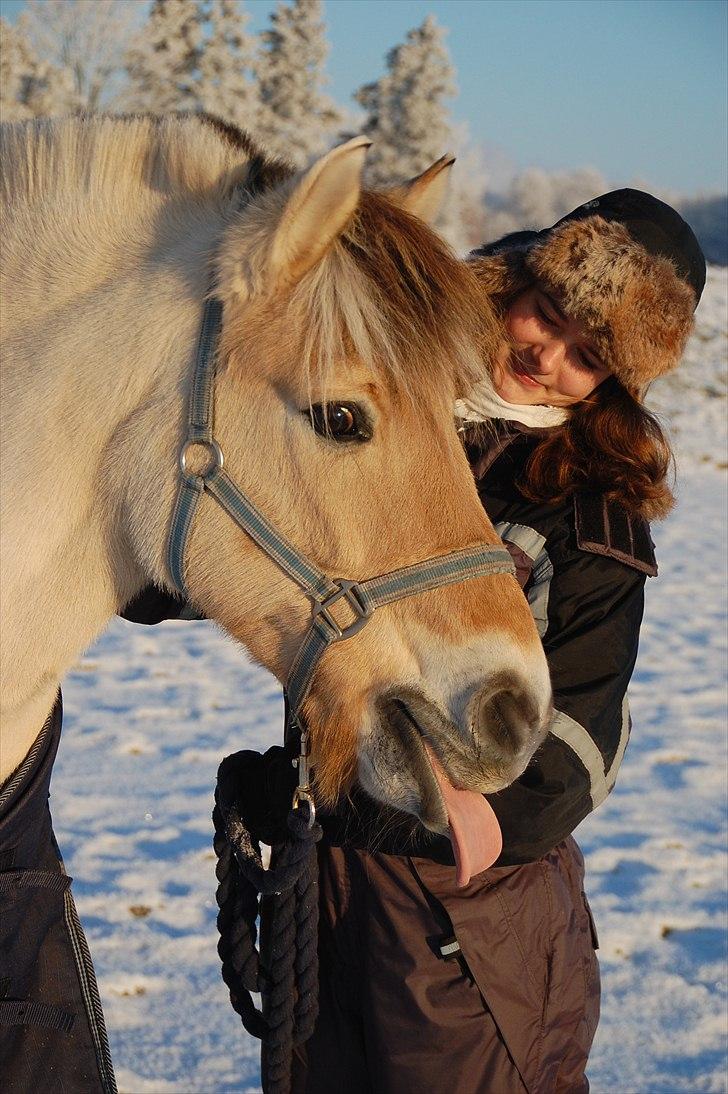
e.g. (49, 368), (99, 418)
(376, 682), (551, 827)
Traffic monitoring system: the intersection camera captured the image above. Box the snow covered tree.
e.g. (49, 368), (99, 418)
(256, 0), (342, 167)
(445, 126), (491, 253)
(353, 15), (467, 246)
(15, 0), (136, 114)
(122, 0), (203, 115)
(0, 12), (78, 120)
(196, 0), (259, 131)
(482, 166), (608, 241)
(355, 15), (456, 190)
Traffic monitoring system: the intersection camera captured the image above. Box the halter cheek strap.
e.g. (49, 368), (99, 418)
(167, 296), (516, 820)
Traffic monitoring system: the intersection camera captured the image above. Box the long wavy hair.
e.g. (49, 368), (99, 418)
(482, 279), (676, 521)
(520, 376), (675, 520)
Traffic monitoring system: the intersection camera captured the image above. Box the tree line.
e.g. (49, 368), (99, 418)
(1, 0), (725, 261)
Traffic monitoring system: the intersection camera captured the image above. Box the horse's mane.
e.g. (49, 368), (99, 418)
(0, 112), (251, 204)
(1, 113), (499, 399)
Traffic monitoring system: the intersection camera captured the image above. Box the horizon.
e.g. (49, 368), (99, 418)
(1, 0), (726, 196)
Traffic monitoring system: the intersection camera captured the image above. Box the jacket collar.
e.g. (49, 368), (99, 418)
(462, 419), (543, 482)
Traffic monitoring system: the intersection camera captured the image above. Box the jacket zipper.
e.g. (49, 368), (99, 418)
(63, 887), (118, 1094)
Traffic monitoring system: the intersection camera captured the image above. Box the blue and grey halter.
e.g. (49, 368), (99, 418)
(168, 296), (516, 822)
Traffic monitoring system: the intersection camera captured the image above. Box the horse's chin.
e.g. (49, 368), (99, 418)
(356, 697), (449, 834)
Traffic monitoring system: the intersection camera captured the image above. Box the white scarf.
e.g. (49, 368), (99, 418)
(454, 379), (569, 429)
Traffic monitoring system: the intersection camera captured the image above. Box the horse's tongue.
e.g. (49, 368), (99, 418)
(424, 744), (502, 888)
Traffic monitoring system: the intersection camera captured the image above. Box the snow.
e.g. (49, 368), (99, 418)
(582, 464), (727, 1093)
(52, 268), (727, 1091)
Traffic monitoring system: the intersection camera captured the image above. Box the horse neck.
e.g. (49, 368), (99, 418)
(0, 190), (223, 753)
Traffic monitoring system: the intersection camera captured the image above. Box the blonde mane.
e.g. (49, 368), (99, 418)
(1, 113), (500, 403)
(296, 191), (500, 402)
(0, 112), (245, 205)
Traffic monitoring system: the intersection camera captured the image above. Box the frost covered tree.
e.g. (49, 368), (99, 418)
(122, 0), (203, 115)
(482, 166), (608, 240)
(354, 15), (466, 245)
(0, 12), (78, 120)
(122, 0), (260, 127)
(197, 0), (259, 130)
(256, 0), (342, 167)
(446, 127), (491, 252)
(355, 16), (455, 189)
(12, 0), (136, 114)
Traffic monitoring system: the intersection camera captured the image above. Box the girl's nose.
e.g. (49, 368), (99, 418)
(533, 338), (563, 375)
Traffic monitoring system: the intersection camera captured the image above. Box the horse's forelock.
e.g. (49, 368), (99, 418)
(293, 191), (502, 403)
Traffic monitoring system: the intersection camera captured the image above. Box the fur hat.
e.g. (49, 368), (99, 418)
(470, 189), (705, 394)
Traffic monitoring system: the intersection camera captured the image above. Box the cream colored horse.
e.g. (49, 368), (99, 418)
(0, 114), (551, 831)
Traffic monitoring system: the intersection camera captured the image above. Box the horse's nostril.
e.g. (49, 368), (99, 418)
(476, 679), (543, 757)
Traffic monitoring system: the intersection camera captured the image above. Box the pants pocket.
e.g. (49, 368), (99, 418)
(582, 890), (600, 949)
(579, 892), (601, 1044)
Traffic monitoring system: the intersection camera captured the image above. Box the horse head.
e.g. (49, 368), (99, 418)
(151, 132), (553, 831)
(1, 117), (552, 848)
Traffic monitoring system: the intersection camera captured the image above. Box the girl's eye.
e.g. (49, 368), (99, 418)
(305, 402), (372, 443)
(575, 351), (600, 372)
(535, 300), (558, 327)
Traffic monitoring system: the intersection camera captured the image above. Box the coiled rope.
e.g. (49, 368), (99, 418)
(213, 748), (322, 1093)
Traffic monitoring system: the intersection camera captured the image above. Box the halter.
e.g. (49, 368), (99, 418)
(167, 296), (516, 822)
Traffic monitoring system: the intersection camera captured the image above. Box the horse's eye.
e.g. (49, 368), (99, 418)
(305, 402), (372, 443)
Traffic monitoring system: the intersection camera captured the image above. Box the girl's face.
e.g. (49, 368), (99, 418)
(493, 285), (611, 406)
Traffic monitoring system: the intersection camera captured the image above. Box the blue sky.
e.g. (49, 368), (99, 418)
(2, 0), (726, 194)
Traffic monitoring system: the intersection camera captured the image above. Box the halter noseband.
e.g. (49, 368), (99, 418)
(167, 296), (516, 822)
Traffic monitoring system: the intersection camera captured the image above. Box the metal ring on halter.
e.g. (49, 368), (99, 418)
(179, 438), (224, 482)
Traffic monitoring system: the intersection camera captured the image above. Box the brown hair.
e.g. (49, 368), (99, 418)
(476, 271), (676, 521)
(520, 377), (675, 521)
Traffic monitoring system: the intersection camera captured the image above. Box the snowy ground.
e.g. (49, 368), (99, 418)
(52, 268), (727, 1092)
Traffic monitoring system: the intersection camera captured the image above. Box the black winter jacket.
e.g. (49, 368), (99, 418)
(315, 422), (657, 866)
(467, 423), (656, 862)
(121, 422), (657, 867)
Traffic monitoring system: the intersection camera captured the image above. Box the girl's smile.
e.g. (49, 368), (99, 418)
(506, 353), (546, 390)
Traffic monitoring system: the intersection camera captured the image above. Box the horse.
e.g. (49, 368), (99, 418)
(0, 113), (552, 844)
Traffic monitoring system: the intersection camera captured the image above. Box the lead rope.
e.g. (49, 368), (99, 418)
(213, 730), (322, 1094)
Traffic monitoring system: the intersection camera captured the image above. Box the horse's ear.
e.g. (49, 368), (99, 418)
(267, 136), (371, 288)
(389, 154), (456, 226)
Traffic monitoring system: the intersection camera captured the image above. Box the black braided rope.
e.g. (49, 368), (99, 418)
(213, 753), (322, 1094)
(292, 849), (319, 1042)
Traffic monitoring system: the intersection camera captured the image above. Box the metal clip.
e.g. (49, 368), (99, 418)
(292, 726), (316, 828)
(292, 786), (316, 827)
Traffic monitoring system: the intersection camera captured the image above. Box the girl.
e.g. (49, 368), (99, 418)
(291, 189), (706, 1093)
